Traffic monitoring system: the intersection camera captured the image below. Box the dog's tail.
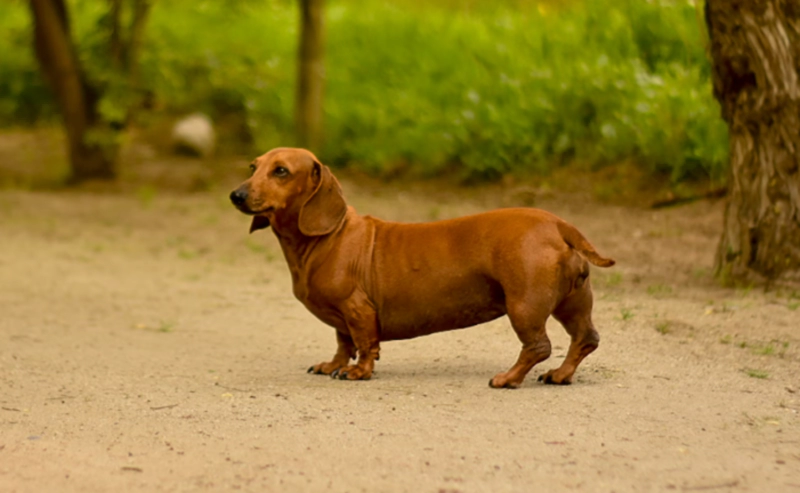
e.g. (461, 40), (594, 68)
(556, 221), (615, 268)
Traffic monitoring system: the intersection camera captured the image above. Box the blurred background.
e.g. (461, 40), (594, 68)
(0, 0), (726, 195)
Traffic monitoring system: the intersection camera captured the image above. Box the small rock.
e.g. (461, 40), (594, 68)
(171, 113), (216, 157)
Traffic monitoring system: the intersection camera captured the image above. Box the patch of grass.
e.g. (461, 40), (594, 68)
(245, 239), (266, 252)
(619, 308), (634, 321)
(86, 242), (106, 253)
(156, 321), (174, 333)
(604, 271), (623, 288)
(742, 368), (769, 380)
(646, 283), (673, 297)
(788, 301), (799, 311)
(719, 335), (732, 345)
(246, 239), (277, 262)
(592, 182), (621, 202)
(735, 283), (755, 297)
(654, 321), (670, 335)
(178, 248), (198, 259)
(741, 340), (790, 358)
(136, 185), (157, 209)
(753, 344), (775, 356)
(133, 321), (175, 333)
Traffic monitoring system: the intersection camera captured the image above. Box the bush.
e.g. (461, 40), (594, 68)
(0, 0), (728, 183)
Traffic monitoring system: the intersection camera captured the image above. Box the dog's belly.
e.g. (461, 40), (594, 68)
(376, 274), (507, 341)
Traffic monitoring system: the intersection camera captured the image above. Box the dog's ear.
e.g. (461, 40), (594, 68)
(249, 215), (271, 233)
(298, 160), (347, 236)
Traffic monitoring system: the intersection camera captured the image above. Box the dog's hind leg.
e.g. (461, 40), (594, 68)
(539, 276), (599, 385)
(489, 282), (557, 389)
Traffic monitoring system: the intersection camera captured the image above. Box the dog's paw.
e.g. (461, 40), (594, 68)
(537, 370), (573, 385)
(307, 361), (346, 375)
(488, 374), (522, 389)
(331, 365), (372, 381)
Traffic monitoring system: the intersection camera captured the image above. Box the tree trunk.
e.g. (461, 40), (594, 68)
(706, 0), (800, 285)
(30, 0), (117, 182)
(295, 0), (326, 151)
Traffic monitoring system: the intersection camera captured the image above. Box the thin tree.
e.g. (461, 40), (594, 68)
(29, 0), (151, 183)
(295, 0), (325, 151)
(705, 0), (800, 284)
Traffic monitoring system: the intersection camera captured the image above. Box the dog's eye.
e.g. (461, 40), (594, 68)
(273, 166), (289, 177)
(249, 163), (257, 174)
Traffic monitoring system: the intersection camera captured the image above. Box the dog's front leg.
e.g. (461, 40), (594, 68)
(308, 331), (356, 375)
(331, 294), (380, 381)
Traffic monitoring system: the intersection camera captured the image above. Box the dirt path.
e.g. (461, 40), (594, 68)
(1, 174), (799, 492)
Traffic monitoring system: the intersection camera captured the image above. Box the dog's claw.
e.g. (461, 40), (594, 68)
(338, 371), (349, 380)
(538, 370), (573, 385)
(307, 366), (315, 374)
(330, 369), (340, 378)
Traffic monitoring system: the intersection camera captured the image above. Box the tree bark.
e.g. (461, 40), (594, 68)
(30, 0), (117, 182)
(706, 0), (800, 284)
(295, 0), (326, 151)
(128, 1), (152, 88)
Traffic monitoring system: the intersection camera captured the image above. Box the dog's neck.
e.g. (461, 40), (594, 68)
(269, 209), (348, 279)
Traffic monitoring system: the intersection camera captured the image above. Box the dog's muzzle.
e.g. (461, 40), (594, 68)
(230, 189), (249, 210)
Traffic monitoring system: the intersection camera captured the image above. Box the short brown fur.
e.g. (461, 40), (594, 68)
(231, 148), (615, 388)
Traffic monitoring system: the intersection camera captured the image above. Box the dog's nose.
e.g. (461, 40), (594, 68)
(230, 189), (247, 206)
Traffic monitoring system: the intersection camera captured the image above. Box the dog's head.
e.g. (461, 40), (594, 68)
(230, 148), (347, 236)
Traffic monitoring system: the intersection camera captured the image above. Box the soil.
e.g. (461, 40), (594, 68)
(1, 130), (799, 492)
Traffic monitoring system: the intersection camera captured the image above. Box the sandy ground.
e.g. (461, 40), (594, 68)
(1, 146), (799, 492)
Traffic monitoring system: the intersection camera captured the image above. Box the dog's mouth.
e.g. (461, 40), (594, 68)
(237, 205), (274, 216)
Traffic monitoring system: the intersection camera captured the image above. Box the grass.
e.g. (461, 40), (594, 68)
(136, 186), (157, 209)
(742, 368), (769, 380)
(157, 321), (175, 333)
(646, 283), (673, 297)
(245, 238), (277, 262)
(134, 321), (175, 333)
(603, 271), (623, 288)
(753, 344), (775, 356)
(620, 307), (634, 321)
(178, 248), (198, 260)
(725, 337), (790, 359)
(753, 340), (789, 358)
(655, 321), (670, 335)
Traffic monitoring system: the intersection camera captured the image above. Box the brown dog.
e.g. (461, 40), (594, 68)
(231, 148), (614, 388)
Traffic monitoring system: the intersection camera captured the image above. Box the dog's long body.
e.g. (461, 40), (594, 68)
(231, 148), (614, 388)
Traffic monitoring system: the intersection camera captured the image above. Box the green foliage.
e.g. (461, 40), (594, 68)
(0, 0), (728, 183)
